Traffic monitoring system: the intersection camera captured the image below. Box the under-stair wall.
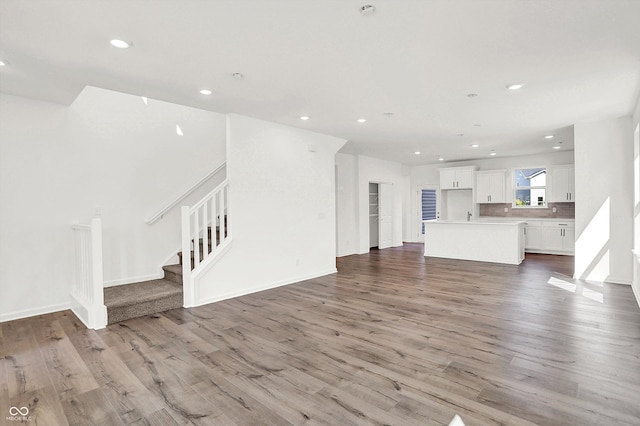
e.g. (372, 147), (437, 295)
(192, 115), (347, 306)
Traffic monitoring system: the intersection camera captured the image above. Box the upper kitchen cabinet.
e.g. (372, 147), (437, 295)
(476, 169), (506, 203)
(440, 166), (477, 190)
(548, 165), (575, 202)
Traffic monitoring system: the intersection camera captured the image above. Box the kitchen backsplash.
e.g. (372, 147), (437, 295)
(479, 202), (575, 218)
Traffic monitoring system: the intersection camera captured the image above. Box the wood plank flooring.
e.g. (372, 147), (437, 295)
(2, 244), (639, 425)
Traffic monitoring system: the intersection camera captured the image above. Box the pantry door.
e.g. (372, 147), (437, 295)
(378, 183), (393, 249)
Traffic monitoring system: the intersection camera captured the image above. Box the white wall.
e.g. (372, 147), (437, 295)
(575, 116), (633, 285)
(0, 88), (226, 322)
(633, 93), (640, 305)
(408, 151), (575, 241)
(336, 153), (359, 256)
(195, 115), (346, 305)
(335, 154), (408, 255)
(0, 95), (71, 320)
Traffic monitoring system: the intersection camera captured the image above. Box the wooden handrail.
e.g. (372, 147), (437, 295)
(145, 162), (226, 225)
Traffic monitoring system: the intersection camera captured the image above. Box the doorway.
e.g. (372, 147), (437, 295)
(369, 182), (393, 249)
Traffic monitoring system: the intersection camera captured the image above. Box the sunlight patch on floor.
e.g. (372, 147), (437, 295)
(582, 287), (604, 303)
(548, 277), (576, 293)
(547, 276), (603, 303)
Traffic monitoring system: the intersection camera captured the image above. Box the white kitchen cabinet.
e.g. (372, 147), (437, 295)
(476, 170), (506, 203)
(523, 221), (543, 250)
(549, 165), (575, 202)
(440, 166), (476, 190)
(521, 219), (574, 255)
(541, 221), (575, 254)
(563, 227), (575, 252)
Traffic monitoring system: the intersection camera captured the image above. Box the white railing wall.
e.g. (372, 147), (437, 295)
(181, 179), (231, 306)
(71, 218), (108, 329)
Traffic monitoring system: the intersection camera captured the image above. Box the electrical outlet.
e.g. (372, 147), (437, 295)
(504, 207), (508, 213)
(552, 207), (557, 213)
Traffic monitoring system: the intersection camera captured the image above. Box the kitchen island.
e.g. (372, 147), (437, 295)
(423, 220), (525, 265)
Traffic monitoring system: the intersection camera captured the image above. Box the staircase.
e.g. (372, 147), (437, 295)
(71, 178), (230, 329)
(103, 222), (226, 324)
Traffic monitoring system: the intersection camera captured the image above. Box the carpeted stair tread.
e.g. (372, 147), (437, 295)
(162, 263), (183, 276)
(162, 264), (183, 284)
(104, 279), (183, 324)
(104, 279), (181, 307)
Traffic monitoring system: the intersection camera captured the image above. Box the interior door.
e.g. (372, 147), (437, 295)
(378, 183), (393, 249)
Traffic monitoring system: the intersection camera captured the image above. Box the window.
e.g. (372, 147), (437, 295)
(514, 168), (547, 207)
(421, 188), (437, 233)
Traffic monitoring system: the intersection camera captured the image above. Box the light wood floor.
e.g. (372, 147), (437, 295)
(2, 244), (639, 425)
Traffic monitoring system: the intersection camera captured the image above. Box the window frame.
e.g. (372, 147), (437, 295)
(512, 167), (549, 209)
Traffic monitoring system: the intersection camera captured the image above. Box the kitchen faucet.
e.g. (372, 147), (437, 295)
(467, 211), (472, 222)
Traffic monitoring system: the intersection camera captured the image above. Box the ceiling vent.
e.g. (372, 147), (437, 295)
(359, 4), (376, 16)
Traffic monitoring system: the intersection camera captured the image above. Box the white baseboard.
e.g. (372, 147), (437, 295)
(103, 273), (164, 287)
(0, 302), (70, 323)
(633, 281), (640, 309)
(604, 276), (632, 286)
(194, 268), (338, 307)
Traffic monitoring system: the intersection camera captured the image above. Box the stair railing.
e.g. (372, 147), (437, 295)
(71, 218), (108, 329)
(145, 161), (226, 225)
(181, 179), (230, 306)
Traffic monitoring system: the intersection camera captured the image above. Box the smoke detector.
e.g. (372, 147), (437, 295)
(359, 4), (376, 16)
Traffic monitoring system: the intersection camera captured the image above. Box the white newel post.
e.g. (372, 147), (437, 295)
(90, 218), (107, 327)
(71, 218), (107, 329)
(181, 206), (194, 307)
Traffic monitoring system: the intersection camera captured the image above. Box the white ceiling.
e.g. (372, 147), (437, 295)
(1, 0), (639, 165)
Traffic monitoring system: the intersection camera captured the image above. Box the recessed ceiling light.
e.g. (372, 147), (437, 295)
(232, 72), (244, 80)
(506, 83), (524, 90)
(438, 157), (444, 161)
(300, 116), (310, 121)
(176, 124), (184, 136)
(544, 135), (554, 139)
(357, 118), (367, 123)
(199, 89), (212, 95)
(110, 39), (130, 49)
(489, 151), (497, 156)
(141, 96), (148, 105)
(414, 151), (421, 155)
(471, 144), (479, 148)
(0, 59), (8, 67)
(553, 146), (561, 150)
